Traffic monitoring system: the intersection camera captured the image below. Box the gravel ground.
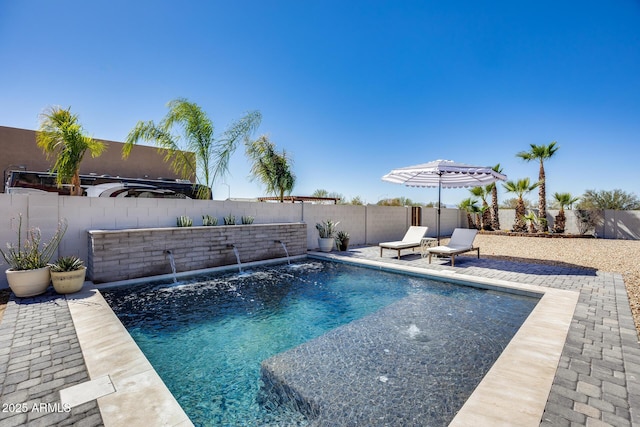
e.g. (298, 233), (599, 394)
(468, 233), (640, 332)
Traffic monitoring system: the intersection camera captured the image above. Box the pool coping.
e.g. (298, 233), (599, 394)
(66, 252), (580, 426)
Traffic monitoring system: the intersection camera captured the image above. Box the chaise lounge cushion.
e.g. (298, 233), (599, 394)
(427, 228), (479, 266)
(379, 226), (429, 259)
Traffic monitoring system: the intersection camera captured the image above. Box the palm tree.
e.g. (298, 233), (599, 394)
(517, 142), (559, 231)
(503, 178), (540, 232)
(552, 192), (579, 233)
(469, 186), (492, 230)
(523, 211), (538, 234)
(246, 135), (295, 202)
(123, 98), (261, 199)
(458, 198), (479, 229)
(490, 164), (503, 230)
(36, 106), (105, 196)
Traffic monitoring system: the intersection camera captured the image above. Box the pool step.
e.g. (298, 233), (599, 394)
(259, 292), (518, 426)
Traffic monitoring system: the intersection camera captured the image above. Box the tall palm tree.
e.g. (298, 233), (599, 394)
(517, 142), (559, 231)
(246, 135), (295, 202)
(503, 178), (540, 232)
(458, 198), (479, 229)
(552, 192), (579, 233)
(37, 106), (105, 196)
(123, 98), (261, 199)
(490, 164), (503, 230)
(469, 186), (492, 230)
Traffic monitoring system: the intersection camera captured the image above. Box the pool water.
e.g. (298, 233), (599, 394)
(102, 260), (537, 426)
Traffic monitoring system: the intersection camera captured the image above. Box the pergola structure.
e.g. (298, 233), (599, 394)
(257, 196), (341, 204)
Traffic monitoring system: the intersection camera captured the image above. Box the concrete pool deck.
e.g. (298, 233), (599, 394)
(0, 247), (639, 426)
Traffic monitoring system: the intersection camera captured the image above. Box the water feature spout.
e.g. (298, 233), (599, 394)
(227, 244), (243, 273)
(275, 240), (291, 264)
(164, 250), (178, 283)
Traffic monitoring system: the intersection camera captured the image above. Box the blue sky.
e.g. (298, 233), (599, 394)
(1, 1), (639, 205)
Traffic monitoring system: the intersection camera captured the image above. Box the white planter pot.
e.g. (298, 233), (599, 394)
(318, 237), (335, 252)
(5, 266), (51, 297)
(51, 267), (86, 294)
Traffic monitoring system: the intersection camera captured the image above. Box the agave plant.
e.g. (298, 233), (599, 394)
(0, 216), (67, 271)
(202, 215), (218, 226)
(224, 214), (236, 225)
(241, 216), (255, 225)
(315, 220), (339, 238)
(50, 255), (84, 272)
(176, 215), (193, 227)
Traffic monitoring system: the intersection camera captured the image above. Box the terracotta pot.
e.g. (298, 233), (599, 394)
(51, 267), (86, 294)
(5, 266), (51, 297)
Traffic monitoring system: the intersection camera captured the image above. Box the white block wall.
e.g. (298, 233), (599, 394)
(3, 193), (637, 289)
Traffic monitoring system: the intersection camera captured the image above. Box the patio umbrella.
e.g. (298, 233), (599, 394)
(382, 159), (507, 244)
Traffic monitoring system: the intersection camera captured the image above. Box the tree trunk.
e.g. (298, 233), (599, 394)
(553, 208), (566, 233)
(72, 171), (82, 196)
(491, 186), (500, 230)
(513, 198), (527, 232)
(466, 213), (475, 228)
(538, 161), (547, 231)
(482, 202), (492, 230)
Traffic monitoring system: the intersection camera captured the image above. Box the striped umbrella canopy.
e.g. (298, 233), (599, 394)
(382, 159), (507, 243)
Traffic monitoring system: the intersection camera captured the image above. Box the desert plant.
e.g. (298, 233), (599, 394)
(517, 141), (559, 231)
(552, 192), (580, 233)
(50, 255), (84, 272)
(503, 178), (540, 232)
(246, 135), (296, 202)
(224, 214), (236, 225)
(177, 215), (193, 227)
(577, 189), (640, 210)
(37, 106), (106, 196)
(241, 215), (254, 224)
(490, 164), (503, 230)
(123, 98), (261, 199)
(202, 215), (218, 226)
(458, 198), (479, 229)
(575, 210), (601, 236)
(523, 211), (538, 234)
(335, 230), (350, 250)
(469, 186), (492, 230)
(0, 216), (68, 271)
(315, 220), (339, 238)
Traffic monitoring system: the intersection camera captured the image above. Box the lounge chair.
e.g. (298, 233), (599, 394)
(427, 228), (479, 266)
(379, 226), (429, 259)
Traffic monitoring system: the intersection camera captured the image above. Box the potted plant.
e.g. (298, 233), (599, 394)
(50, 256), (86, 294)
(0, 216), (67, 297)
(335, 230), (350, 251)
(315, 220), (339, 252)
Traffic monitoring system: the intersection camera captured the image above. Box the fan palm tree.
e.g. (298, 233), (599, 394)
(246, 135), (295, 202)
(517, 142), (559, 231)
(123, 98), (261, 199)
(523, 211), (538, 234)
(36, 106), (105, 196)
(503, 178), (540, 232)
(469, 186), (492, 230)
(458, 198), (479, 229)
(490, 164), (503, 230)
(552, 192), (579, 233)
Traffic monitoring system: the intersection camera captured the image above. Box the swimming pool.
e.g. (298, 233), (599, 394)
(102, 260), (538, 426)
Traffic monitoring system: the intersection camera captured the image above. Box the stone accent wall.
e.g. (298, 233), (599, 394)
(87, 223), (306, 283)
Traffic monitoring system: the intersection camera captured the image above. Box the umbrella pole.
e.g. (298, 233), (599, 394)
(437, 174), (442, 245)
